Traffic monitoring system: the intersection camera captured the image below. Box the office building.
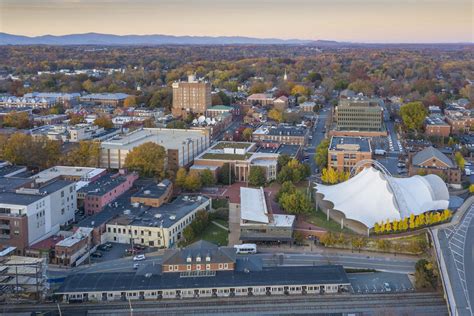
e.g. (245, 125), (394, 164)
(104, 195), (210, 248)
(172, 75), (211, 117)
(333, 96), (385, 137)
(328, 136), (372, 172)
(0, 179), (77, 254)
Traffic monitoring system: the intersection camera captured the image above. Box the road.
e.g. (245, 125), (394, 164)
(3, 293), (448, 316)
(435, 203), (474, 316)
(257, 252), (416, 274)
(48, 248), (417, 279)
(306, 103), (331, 175)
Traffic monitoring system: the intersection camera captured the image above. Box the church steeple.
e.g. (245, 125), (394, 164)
(283, 69), (288, 81)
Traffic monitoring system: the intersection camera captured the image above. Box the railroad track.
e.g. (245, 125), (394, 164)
(2, 292), (447, 315)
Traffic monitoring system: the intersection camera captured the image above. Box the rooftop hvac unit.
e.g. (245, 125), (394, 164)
(144, 190), (151, 195)
(169, 215), (176, 220)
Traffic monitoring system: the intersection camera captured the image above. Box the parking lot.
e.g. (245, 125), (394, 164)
(348, 272), (414, 294)
(81, 242), (158, 266)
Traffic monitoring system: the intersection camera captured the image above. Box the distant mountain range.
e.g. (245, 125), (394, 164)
(0, 32), (323, 46)
(0, 33), (471, 47)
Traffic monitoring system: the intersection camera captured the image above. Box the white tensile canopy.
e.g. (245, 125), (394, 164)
(315, 167), (449, 228)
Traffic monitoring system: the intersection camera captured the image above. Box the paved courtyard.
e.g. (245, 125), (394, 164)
(348, 272), (414, 294)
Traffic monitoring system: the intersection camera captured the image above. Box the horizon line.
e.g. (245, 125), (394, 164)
(1, 32), (473, 45)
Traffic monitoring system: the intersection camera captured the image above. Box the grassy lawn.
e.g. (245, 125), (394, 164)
(305, 210), (355, 234)
(199, 220), (229, 246)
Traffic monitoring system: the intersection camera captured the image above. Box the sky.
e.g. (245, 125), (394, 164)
(0, 0), (472, 43)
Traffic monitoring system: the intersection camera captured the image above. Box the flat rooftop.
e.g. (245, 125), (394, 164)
(240, 187), (268, 224)
(329, 136), (371, 153)
(254, 125), (308, 137)
(31, 166), (106, 183)
(101, 128), (207, 151)
(426, 115), (449, 126)
(132, 179), (172, 200)
(78, 173), (128, 197)
(131, 195), (210, 228)
(257, 144), (301, 157)
(0, 165), (26, 177)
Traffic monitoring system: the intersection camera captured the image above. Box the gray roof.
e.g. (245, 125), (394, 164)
(78, 173), (128, 197)
(0, 177), (33, 192)
(132, 179), (172, 200)
(329, 136), (371, 152)
(0, 191), (44, 205)
(56, 265), (349, 294)
(132, 195), (209, 228)
(162, 240), (236, 265)
(412, 146), (454, 168)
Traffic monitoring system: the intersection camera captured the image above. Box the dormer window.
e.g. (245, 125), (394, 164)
(206, 256), (211, 262)
(196, 256), (201, 262)
(186, 256), (192, 263)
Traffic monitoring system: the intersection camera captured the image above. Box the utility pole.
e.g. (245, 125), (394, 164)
(128, 297), (134, 316)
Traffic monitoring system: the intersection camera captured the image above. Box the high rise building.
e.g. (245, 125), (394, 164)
(172, 75), (211, 117)
(335, 96), (383, 133)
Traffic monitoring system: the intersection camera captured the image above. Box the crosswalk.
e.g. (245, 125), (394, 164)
(444, 205), (474, 305)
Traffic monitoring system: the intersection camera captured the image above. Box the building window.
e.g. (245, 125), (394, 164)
(169, 265), (173, 271)
(196, 265), (201, 271)
(174, 265), (178, 271)
(206, 264), (210, 270)
(187, 265), (191, 271)
(224, 263), (228, 269)
(218, 264), (223, 269)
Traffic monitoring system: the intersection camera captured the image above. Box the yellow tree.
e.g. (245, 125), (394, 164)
(392, 220), (399, 232)
(123, 96), (137, 107)
(268, 109), (283, 123)
(409, 214), (415, 230)
(374, 223), (381, 234)
(385, 220), (392, 233)
(175, 167), (187, 188)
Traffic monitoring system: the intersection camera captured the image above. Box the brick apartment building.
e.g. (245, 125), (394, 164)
(425, 115), (451, 138)
(172, 75), (211, 117)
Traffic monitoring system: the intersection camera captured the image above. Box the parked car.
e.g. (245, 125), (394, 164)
(98, 245), (109, 251)
(91, 251), (102, 258)
(133, 254), (146, 261)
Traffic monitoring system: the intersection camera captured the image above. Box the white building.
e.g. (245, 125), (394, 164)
(100, 128), (210, 170)
(104, 195), (210, 248)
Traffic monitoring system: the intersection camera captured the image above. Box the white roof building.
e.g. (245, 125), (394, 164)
(315, 167), (449, 229)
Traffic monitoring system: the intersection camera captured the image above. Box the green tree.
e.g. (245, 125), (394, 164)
(124, 142), (166, 178)
(314, 139), (330, 169)
(200, 169), (215, 187)
(400, 101), (427, 133)
(248, 166), (266, 186)
(277, 154), (291, 171)
(94, 116), (114, 129)
(182, 226), (195, 242)
(218, 163), (235, 185)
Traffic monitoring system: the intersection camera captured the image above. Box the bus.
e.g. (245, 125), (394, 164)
(234, 244), (257, 254)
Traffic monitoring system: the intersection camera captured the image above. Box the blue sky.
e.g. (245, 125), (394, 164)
(0, 0), (472, 43)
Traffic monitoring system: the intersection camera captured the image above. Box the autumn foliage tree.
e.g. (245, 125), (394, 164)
(124, 142), (166, 178)
(93, 116), (114, 129)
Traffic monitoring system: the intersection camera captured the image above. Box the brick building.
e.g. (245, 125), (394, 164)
(328, 136), (372, 172)
(172, 75), (211, 117)
(408, 146), (461, 186)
